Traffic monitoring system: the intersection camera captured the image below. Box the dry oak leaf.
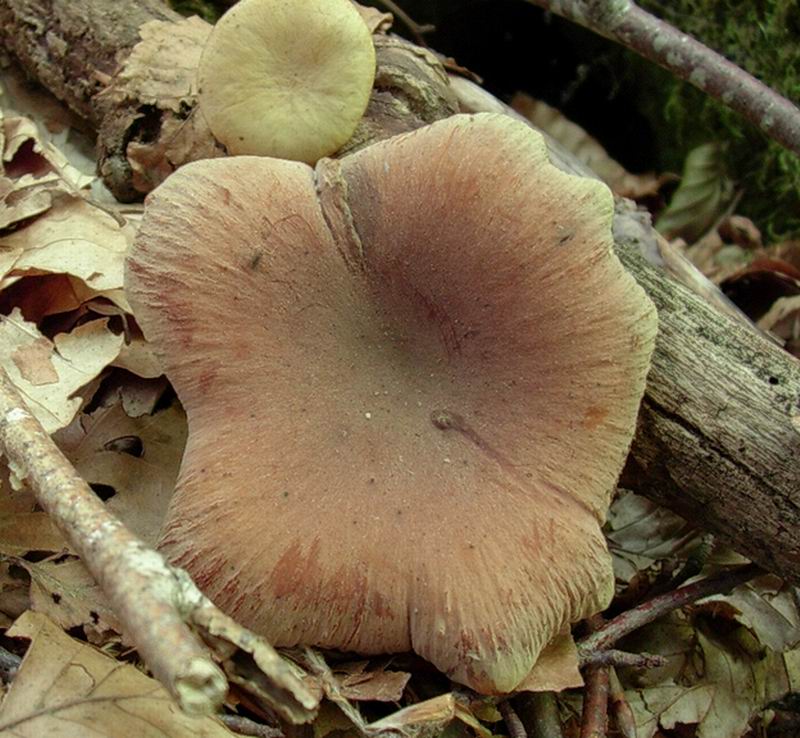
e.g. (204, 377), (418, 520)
(22, 557), (123, 639)
(0, 610), (235, 737)
(0, 197), (132, 311)
(54, 400), (187, 545)
(127, 113), (656, 693)
(0, 309), (123, 434)
(0, 113), (95, 230)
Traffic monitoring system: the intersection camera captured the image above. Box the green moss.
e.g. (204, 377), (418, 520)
(635, 0), (800, 239)
(166, 0), (223, 24)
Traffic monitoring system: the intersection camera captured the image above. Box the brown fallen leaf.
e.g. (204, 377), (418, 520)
(331, 660), (411, 702)
(54, 400), (187, 544)
(22, 557), (123, 639)
(0, 310), (123, 434)
(0, 512), (67, 557)
(0, 196), (133, 309)
(0, 610), (235, 736)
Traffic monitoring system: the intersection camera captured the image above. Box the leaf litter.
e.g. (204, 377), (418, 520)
(0, 56), (799, 738)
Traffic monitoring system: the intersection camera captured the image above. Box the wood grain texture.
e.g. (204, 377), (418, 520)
(614, 205), (800, 581)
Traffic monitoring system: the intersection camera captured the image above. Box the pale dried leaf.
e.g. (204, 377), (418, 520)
(0, 310), (123, 433)
(697, 575), (800, 651)
(622, 615), (800, 738)
(3, 115), (94, 191)
(605, 490), (702, 584)
(54, 401), (186, 544)
(0, 512), (68, 556)
(0, 197), (132, 298)
(515, 631), (582, 692)
(329, 661), (411, 702)
(23, 557), (122, 637)
(113, 334), (164, 378)
(0, 611), (235, 737)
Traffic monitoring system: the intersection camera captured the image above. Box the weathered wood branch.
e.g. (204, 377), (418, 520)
(2, 0), (800, 584)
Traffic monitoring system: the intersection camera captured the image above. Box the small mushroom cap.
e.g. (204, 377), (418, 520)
(125, 113), (657, 693)
(197, 0), (375, 163)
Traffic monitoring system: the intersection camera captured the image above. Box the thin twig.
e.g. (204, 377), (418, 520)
(578, 563), (760, 658)
(607, 668), (636, 738)
(219, 714), (285, 738)
(374, 0), (435, 46)
(579, 649), (666, 670)
(0, 369), (316, 720)
(499, 699), (528, 738)
(579, 664), (609, 738)
(526, 0), (800, 157)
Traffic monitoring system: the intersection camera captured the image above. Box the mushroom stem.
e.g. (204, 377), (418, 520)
(577, 563), (761, 658)
(0, 368), (315, 720)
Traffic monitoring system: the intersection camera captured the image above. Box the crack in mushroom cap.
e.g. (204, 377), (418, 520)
(125, 113), (657, 694)
(197, 0), (376, 162)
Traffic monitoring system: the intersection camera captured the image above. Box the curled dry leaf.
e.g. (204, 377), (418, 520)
(655, 143), (734, 244)
(0, 310), (123, 434)
(0, 611), (235, 737)
(696, 574), (800, 652)
(605, 490), (703, 585)
(0, 196), (133, 311)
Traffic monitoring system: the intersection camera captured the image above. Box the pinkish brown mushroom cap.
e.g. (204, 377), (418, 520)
(125, 113), (657, 694)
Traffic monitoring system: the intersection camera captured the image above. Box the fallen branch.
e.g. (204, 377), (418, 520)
(0, 370), (316, 721)
(577, 563), (761, 657)
(526, 0), (800, 157)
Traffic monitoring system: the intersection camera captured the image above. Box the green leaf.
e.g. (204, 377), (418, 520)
(656, 143), (734, 242)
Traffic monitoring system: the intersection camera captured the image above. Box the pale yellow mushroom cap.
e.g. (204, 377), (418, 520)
(197, 0), (376, 162)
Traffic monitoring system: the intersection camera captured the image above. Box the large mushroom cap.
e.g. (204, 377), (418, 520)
(125, 113), (657, 694)
(198, 0), (375, 162)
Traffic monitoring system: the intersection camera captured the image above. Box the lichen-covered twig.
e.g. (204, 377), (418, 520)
(0, 370), (316, 720)
(577, 563), (760, 658)
(526, 0), (800, 157)
(580, 649), (666, 670)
